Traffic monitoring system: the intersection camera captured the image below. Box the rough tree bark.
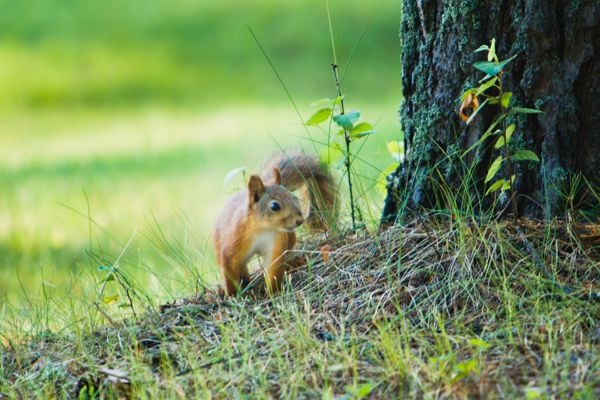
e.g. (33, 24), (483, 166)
(381, 0), (600, 224)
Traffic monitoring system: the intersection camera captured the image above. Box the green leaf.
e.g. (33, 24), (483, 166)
(350, 131), (376, 139)
(506, 123), (516, 140)
(485, 179), (507, 195)
(474, 44), (489, 53)
(485, 156), (503, 183)
(474, 53), (518, 77)
(309, 98), (332, 108)
(475, 76), (498, 96)
(500, 175), (515, 192)
(512, 107), (544, 114)
(469, 338), (491, 350)
(350, 122), (375, 139)
(462, 114), (506, 156)
(355, 383), (375, 398)
(306, 108), (332, 126)
(452, 359), (479, 381)
(311, 96), (344, 109)
(344, 383), (375, 399)
(487, 38), (496, 62)
(494, 136), (506, 149)
(494, 123), (516, 149)
(513, 149), (540, 162)
(97, 274), (115, 284)
(102, 295), (119, 305)
(387, 140), (405, 162)
(501, 91), (513, 108)
(466, 97), (490, 125)
(524, 388), (544, 400)
(333, 111), (360, 130)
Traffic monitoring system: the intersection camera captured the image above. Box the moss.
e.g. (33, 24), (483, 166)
(439, 0), (459, 37)
(567, 0), (582, 14)
(459, 0), (481, 31)
(550, 166), (569, 184)
(453, 0), (483, 65)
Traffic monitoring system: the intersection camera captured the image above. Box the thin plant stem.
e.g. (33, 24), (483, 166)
(331, 63), (357, 230)
(497, 74), (518, 222)
(325, 0), (337, 66)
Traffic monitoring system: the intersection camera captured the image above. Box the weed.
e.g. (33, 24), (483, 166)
(460, 38), (543, 219)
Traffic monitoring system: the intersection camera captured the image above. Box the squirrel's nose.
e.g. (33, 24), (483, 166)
(295, 217), (304, 227)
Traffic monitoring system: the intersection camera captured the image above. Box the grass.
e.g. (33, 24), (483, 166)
(1, 217), (598, 398)
(0, 104), (399, 319)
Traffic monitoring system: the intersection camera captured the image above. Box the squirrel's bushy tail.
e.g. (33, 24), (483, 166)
(261, 151), (338, 231)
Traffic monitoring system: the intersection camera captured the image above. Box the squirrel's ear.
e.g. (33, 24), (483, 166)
(272, 167), (282, 185)
(247, 175), (265, 204)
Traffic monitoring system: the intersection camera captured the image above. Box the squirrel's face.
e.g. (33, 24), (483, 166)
(248, 175), (304, 232)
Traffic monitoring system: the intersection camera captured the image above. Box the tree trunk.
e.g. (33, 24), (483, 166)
(382, 0), (600, 224)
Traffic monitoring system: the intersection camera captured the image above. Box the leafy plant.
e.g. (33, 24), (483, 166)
(460, 38), (543, 218)
(95, 231), (142, 318)
(306, 92), (376, 230)
(300, 1), (387, 231)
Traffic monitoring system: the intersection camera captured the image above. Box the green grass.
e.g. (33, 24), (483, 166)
(0, 104), (398, 318)
(1, 218), (598, 398)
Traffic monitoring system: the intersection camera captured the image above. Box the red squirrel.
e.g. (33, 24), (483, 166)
(212, 152), (337, 295)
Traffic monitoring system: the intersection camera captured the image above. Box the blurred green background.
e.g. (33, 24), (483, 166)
(0, 0), (401, 324)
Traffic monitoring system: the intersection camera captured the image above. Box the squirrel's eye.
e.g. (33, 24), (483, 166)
(270, 201), (281, 211)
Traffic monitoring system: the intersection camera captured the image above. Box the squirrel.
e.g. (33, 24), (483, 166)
(212, 151), (337, 296)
